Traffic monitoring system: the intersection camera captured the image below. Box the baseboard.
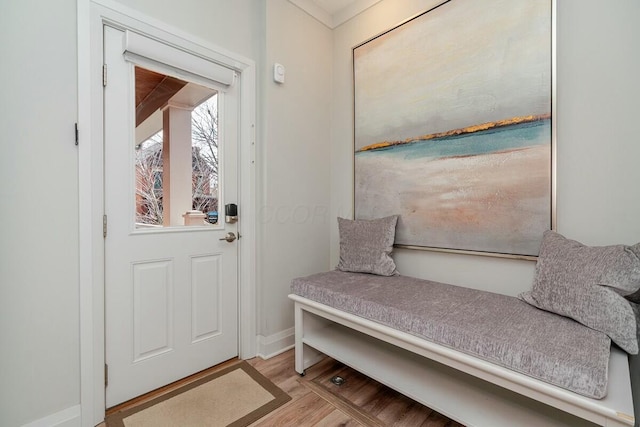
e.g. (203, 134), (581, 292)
(257, 327), (294, 359)
(21, 405), (81, 427)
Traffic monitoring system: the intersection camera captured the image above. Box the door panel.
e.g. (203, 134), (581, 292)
(132, 260), (173, 362)
(104, 25), (239, 407)
(191, 254), (222, 342)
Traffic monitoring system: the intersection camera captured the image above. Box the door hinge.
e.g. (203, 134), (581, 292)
(102, 64), (107, 87)
(74, 123), (79, 146)
(103, 214), (108, 238)
(105, 363), (109, 387)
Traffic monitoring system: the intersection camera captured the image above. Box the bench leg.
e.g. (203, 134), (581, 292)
(629, 354), (640, 427)
(294, 302), (305, 375)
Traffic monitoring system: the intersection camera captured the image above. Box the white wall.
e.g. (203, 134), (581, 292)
(114, 0), (259, 61)
(0, 1), (80, 426)
(555, 0), (640, 244)
(258, 0), (332, 353)
(330, 0), (640, 296)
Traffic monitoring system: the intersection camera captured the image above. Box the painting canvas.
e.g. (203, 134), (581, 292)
(354, 0), (553, 257)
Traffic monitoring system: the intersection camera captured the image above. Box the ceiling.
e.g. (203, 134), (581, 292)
(289, 0), (382, 28)
(313, 0), (360, 15)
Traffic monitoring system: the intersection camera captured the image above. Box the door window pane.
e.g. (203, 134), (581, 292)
(134, 66), (220, 228)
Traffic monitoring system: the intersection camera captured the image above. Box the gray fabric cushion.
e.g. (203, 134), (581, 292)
(336, 215), (399, 276)
(292, 270), (612, 399)
(519, 230), (640, 354)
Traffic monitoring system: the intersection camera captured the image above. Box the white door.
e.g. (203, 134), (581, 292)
(104, 25), (239, 407)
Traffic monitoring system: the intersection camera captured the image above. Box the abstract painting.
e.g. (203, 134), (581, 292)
(353, 0), (553, 257)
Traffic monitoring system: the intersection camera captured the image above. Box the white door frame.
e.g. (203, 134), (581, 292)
(77, 1), (257, 425)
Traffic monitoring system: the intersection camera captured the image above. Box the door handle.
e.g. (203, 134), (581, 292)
(219, 232), (237, 243)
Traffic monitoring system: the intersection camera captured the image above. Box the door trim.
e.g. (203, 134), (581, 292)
(78, 1), (257, 425)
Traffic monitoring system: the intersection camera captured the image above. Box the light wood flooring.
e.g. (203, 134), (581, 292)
(246, 349), (463, 427)
(104, 348), (464, 426)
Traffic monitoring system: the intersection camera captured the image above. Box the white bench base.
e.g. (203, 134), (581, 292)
(290, 294), (635, 427)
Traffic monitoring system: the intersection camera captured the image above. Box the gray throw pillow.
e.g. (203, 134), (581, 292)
(520, 230), (640, 354)
(336, 216), (399, 276)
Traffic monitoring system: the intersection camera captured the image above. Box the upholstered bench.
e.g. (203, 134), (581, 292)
(292, 270), (611, 399)
(290, 219), (640, 427)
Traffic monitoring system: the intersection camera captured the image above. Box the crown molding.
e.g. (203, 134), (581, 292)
(288, 0), (382, 29)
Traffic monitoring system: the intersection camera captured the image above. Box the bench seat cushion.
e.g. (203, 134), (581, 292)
(291, 271), (612, 399)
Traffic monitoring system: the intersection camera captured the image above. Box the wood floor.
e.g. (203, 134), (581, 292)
(104, 348), (464, 426)
(246, 349), (463, 426)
